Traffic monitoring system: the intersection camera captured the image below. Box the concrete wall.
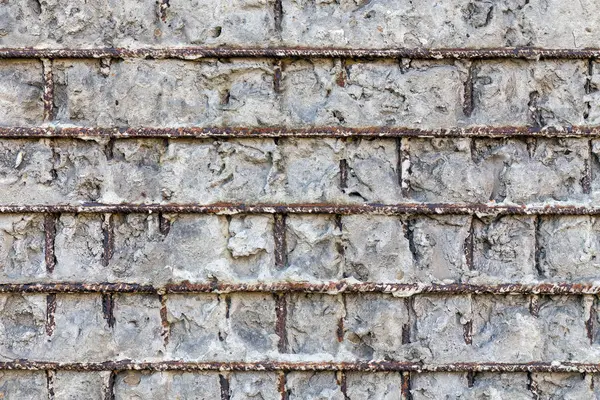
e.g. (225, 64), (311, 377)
(0, 0), (599, 398)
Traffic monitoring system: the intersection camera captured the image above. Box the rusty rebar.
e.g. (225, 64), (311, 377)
(275, 294), (289, 353)
(585, 296), (597, 344)
(463, 320), (473, 345)
(4, 281), (600, 295)
(159, 294), (170, 346)
(274, 214), (287, 269)
(402, 297), (413, 345)
(463, 62), (475, 117)
(527, 372), (541, 399)
(46, 370), (55, 400)
(101, 214), (114, 267)
(102, 294), (115, 328)
(0, 202), (599, 216)
(2, 125), (600, 139)
(466, 371), (476, 388)
(401, 371), (412, 400)
(105, 371), (116, 400)
(46, 294), (56, 336)
(278, 371), (288, 400)
(338, 371), (349, 400)
(41, 59), (54, 122)
(44, 214), (57, 274)
(219, 374), (231, 400)
(157, 0), (170, 22)
(1, 360), (600, 373)
(2, 47), (600, 60)
(582, 140), (593, 194)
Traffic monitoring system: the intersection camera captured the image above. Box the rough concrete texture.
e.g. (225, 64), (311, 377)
(5, 370), (600, 399)
(472, 295), (597, 362)
(54, 371), (111, 400)
(42, 58), (591, 129)
(342, 215), (410, 282)
(53, 214), (105, 281)
(2, 0), (600, 48)
(54, 213), (274, 283)
(0, 0), (156, 48)
(50, 294), (114, 362)
(110, 213), (270, 282)
(411, 372), (532, 399)
(406, 215), (471, 283)
(0, 137), (592, 206)
(286, 372), (344, 400)
(9, 212), (600, 286)
(406, 138), (588, 203)
(286, 293), (344, 356)
(282, 59), (462, 129)
(532, 373), (595, 399)
(0, 61), (44, 126)
(343, 214), (538, 285)
(2, 1), (600, 398)
(4, 292), (597, 365)
(344, 138), (401, 203)
(0, 371), (47, 399)
(114, 371), (221, 399)
(278, 138), (343, 202)
(0, 294), (47, 360)
(343, 294), (409, 360)
(285, 214), (343, 281)
(282, 0), (600, 49)
(469, 60), (587, 127)
(54, 59), (281, 127)
(160, 0), (277, 47)
(230, 372), (280, 400)
(345, 372), (403, 400)
(0, 139), (64, 204)
(229, 372), (281, 400)
(0, 57), (594, 130)
(587, 62), (600, 124)
(0, 214), (46, 283)
(0, 0), (276, 48)
(166, 294), (227, 361)
(226, 293), (279, 358)
(413, 295), (472, 363)
(112, 294), (164, 360)
(54, 58), (461, 129)
(471, 295), (541, 362)
(537, 216), (600, 281)
(472, 215), (536, 284)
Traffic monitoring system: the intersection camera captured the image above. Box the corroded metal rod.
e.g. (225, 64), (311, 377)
(2, 281), (600, 295)
(0, 360), (599, 373)
(0, 203), (597, 215)
(1, 47), (600, 60)
(1, 126), (600, 138)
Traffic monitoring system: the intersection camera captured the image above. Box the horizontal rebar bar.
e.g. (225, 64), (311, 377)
(2, 282), (600, 295)
(1, 47), (600, 60)
(2, 126), (600, 139)
(0, 360), (598, 373)
(0, 203), (599, 215)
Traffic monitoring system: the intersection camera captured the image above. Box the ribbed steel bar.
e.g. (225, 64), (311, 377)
(0, 203), (598, 215)
(1, 47), (600, 60)
(2, 282), (600, 295)
(41, 59), (54, 122)
(0, 360), (598, 373)
(1, 126), (600, 139)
